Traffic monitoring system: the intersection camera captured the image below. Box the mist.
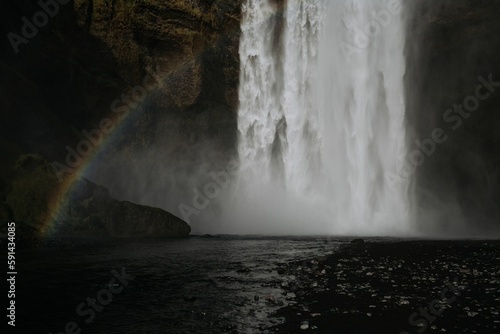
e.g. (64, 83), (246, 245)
(84, 0), (500, 238)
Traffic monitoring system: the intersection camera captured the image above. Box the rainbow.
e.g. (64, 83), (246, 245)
(41, 104), (140, 237)
(39, 1), (288, 237)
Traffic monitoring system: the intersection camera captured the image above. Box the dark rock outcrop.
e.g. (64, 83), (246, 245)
(1, 154), (190, 238)
(350, 238), (365, 244)
(105, 200), (191, 237)
(65, 177), (191, 238)
(60, 177), (192, 238)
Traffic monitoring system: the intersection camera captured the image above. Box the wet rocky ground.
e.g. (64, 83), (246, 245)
(271, 240), (500, 333)
(15, 236), (337, 333)
(11, 237), (500, 333)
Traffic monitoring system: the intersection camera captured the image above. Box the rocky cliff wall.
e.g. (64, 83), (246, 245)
(0, 0), (244, 237)
(1, 0), (242, 159)
(405, 0), (500, 234)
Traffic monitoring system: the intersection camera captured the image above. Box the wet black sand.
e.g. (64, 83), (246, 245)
(272, 240), (500, 333)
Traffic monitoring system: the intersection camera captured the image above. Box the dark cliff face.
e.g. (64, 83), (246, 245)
(0, 0), (243, 235)
(64, 0), (245, 218)
(0, 0), (242, 154)
(405, 0), (500, 234)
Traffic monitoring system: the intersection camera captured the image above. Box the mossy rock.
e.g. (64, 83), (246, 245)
(104, 200), (191, 237)
(6, 154), (59, 232)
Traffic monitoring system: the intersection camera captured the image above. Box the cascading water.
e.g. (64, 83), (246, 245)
(224, 0), (410, 235)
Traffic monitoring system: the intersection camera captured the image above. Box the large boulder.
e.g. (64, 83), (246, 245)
(2, 153), (191, 238)
(56, 177), (191, 238)
(104, 200), (191, 238)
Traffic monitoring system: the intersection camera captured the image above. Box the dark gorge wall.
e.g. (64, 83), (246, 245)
(405, 0), (500, 235)
(65, 0), (244, 220)
(0, 0), (243, 236)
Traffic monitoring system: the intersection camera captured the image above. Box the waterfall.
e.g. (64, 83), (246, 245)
(226, 0), (410, 235)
